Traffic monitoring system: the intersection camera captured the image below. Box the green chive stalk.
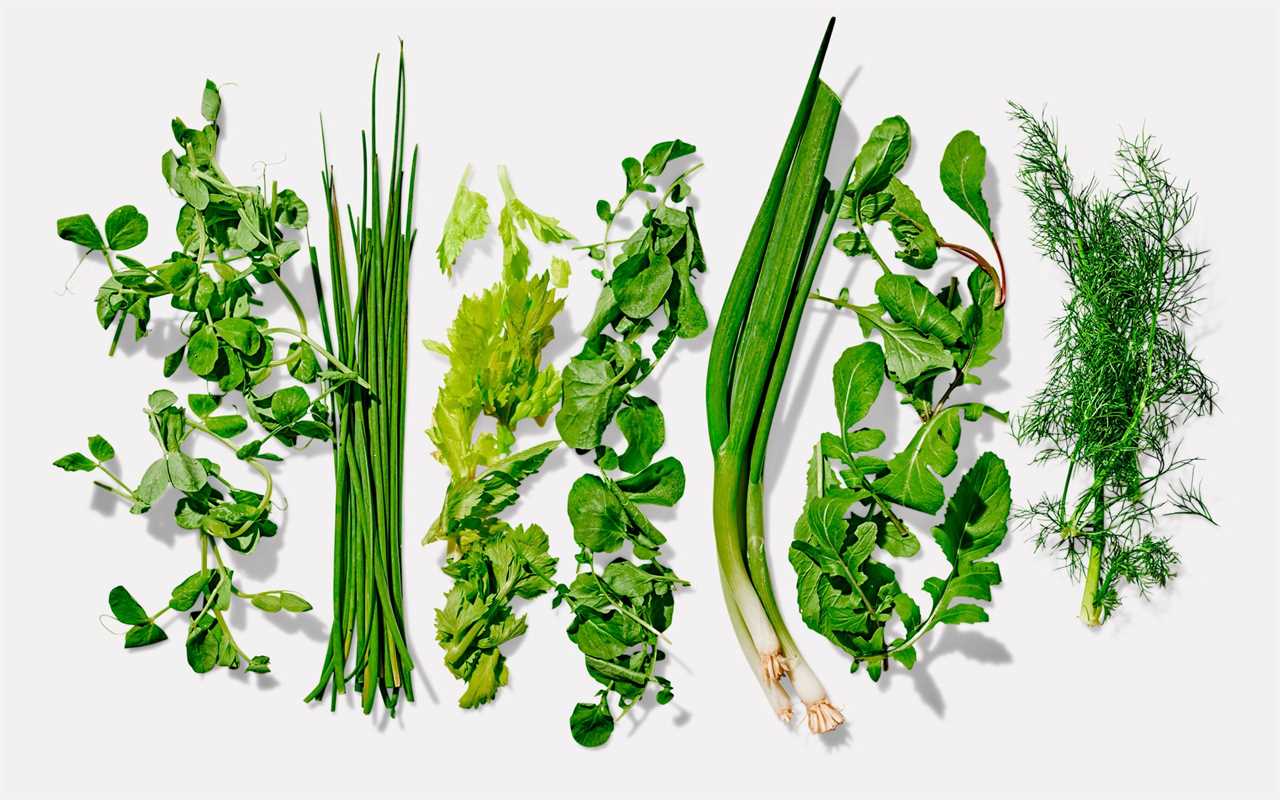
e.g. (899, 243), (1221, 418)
(306, 47), (418, 716)
(707, 19), (846, 733)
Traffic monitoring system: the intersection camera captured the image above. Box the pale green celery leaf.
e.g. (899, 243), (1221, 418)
(436, 166), (490, 275)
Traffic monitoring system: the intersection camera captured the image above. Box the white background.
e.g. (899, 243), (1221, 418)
(2, 2), (1277, 797)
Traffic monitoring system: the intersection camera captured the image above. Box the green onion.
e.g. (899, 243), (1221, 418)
(707, 19), (848, 733)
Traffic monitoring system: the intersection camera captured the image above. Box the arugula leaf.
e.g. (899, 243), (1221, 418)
(940, 130), (992, 238)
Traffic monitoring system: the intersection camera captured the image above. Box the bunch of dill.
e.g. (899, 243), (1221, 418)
(1010, 103), (1217, 626)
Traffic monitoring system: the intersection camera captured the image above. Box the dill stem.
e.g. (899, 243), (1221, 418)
(1080, 497), (1105, 626)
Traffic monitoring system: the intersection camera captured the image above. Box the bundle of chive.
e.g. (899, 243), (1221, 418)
(306, 47), (418, 716)
(706, 18), (851, 733)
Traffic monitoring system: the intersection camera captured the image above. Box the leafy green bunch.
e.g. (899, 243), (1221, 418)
(54, 81), (332, 675)
(1009, 104), (1217, 625)
(798, 119), (1012, 680)
(552, 141), (705, 747)
(427, 167), (573, 707)
(57, 389), (312, 673)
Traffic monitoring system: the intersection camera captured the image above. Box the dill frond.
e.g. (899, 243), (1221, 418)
(1009, 103), (1217, 625)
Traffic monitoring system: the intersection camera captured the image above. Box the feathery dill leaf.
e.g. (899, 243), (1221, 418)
(1009, 102), (1217, 625)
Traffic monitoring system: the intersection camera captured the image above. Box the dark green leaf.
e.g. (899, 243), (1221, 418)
(124, 623), (168, 648)
(104, 205), (148, 250)
(940, 130), (992, 237)
(270, 386), (309, 426)
(169, 570), (209, 611)
(616, 396), (664, 473)
(613, 457), (685, 506)
(56, 214), (104, 250)
(874, 273), (963, 346)
(205, 415), (247, 439)
(109, 585), (149, 625)
(567, 474), (629, 553)
(87, 435), (115, 462)
(641, 139), (696, 177)
(186, 326), (218, 375)
(54, 452), (96, 472)
(850, 116), (910, 201)
(832, 343), (886, 434)
(570, 698), (615, 748)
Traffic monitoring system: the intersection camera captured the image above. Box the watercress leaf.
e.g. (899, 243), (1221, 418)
(874, 273), (963, 346)
(205, 414), (247, 439)
(246, 655), (271, 674)
(125, 623), (168, 648)
(872, 406), (962, 513)
(940, 130), (992, 237)
(613, 251), (673, 319)
(602, 560), (654, 598)
(570, 697), (614, 748)
(833, 342), (886, 433)
(54, 452), (96, 472)
(641, 139), (696, 177)
(616, 396), (664, 473)
(613, 456), (685, 506)
(270, 386), (309, 426)
(567, 474), (629, 553)
(622, 157), (643, 192)
(200, 79), (221, 121)
(556, 356), (624, 450)
(186, 325), (218, 375)
(165, 452), (208, 493)
(109, 586), (150, 625)
(56, 214), (104, 250)
(104, 205), (148, 250)
(436, 166), (489, 275)
(850, 116), (911, 201)
(890, 644), (917, 669)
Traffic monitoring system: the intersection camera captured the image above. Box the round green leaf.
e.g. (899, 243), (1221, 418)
(104, 205), (149, 250)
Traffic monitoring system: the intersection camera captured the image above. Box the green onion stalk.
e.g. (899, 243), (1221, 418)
(707, 18), (848, 733)
(306, 46), (418, 716)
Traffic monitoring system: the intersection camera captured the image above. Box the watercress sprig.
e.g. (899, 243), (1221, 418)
(552, 140), (705, 747)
